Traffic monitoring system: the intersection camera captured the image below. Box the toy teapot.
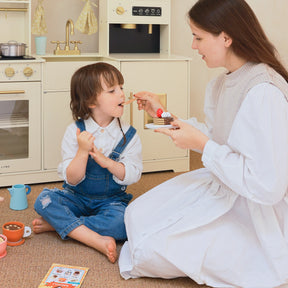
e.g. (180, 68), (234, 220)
(8, 184), (31, 210)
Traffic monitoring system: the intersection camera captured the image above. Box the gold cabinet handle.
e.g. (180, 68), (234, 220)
(129, 92), (134, 126)
(0, 90), (25, 95)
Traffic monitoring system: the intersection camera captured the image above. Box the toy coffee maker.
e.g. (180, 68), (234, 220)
(98, 0), (171, 55)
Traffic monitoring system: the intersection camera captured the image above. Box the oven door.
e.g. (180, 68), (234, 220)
(0, 82), (41, 174)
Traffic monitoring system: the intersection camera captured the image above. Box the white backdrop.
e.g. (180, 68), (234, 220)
(31, 0), (288, 120)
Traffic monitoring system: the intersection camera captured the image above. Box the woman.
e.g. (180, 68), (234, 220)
(118, 0), (288, 287)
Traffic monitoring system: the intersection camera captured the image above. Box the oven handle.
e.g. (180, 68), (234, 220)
(0, 90), (25, 95)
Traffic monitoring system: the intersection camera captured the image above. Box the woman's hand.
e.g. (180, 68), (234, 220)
(134, 91), (165, 118)
(155, 119), (209, 152)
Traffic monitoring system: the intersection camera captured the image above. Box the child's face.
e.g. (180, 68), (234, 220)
(90, 79), (125, 124)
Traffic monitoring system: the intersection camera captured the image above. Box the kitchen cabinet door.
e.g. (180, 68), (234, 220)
(120, 60), (190, 172)
(43, 91), (72, 170)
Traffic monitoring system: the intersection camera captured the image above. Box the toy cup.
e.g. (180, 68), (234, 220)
(0, 234), (7, 258)
(2, 221), (31, 246)
(8, 184), (31, 210)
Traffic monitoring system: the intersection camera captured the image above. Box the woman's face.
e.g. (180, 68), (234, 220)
(189, 20), (231, 69)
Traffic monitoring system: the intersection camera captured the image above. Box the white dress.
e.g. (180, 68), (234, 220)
(118, 64), (288, 288)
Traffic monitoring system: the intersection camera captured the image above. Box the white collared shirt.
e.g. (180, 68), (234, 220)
(58, 117), (143, 186)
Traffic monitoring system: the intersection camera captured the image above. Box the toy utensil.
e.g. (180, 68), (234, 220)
(122, 98), (136, 105)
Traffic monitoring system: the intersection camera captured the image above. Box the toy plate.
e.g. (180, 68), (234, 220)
(145, 123), (174, 129)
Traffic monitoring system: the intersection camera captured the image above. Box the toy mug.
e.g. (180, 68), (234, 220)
(8, 184), (31, 210)
(2, 221), (31, 246)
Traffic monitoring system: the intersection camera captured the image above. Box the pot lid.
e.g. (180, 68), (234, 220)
(2, 41), (27, 46)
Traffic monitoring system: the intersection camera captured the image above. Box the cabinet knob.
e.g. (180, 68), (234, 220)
(23, 67), (33, 77)
(5, 67), (15, 78)
(116, 6), (125, 15)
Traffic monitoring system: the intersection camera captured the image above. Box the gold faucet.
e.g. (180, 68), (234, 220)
(51, 19), (81, 55)
(65, 19), (74, 51)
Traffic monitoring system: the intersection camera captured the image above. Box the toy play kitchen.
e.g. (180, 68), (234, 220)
(0, 0), (191, 187)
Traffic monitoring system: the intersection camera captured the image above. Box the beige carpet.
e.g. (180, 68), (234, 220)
(0, 152), (210, 288)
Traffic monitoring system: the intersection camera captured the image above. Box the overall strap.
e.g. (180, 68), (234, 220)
(109, 126), (136, 161)
(75, 119), (86, 132)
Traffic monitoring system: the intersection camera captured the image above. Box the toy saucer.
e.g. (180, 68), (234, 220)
(7, 238), (25, 247)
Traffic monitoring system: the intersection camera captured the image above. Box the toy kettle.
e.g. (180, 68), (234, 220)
(8, 184), (31, 210)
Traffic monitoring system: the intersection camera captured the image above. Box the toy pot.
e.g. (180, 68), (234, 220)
(8, 184), (31, 210)
(2, 221), (31, 246)
(0, 234), (7, 258)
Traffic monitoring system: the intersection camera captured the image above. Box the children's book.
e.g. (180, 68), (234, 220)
(38, 263), (89, 288)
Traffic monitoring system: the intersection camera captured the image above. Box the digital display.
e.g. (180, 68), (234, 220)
(132, 7), (162, 16)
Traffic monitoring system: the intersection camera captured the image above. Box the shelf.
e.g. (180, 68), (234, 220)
(0, 1), (30, 3)
(0, 1), (29, 12)
(0, 7), (28, 11)
(0, 113), (28, 128)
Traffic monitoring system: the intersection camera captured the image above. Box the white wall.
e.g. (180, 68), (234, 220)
(31, 0), (288, 121)
(171, 0), (288, 120)
(31, 0), (99, 54)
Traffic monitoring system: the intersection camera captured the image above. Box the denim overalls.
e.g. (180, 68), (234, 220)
(34, 120), (136, 240)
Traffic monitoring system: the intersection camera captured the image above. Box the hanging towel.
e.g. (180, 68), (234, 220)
(75, 0), (98, 35)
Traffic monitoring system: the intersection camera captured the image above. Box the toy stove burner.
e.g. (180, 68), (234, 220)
(0, 55), (36, 61)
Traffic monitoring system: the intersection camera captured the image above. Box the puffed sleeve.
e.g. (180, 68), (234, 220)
(57, 122), (80, 182)
(202, 83), (288, 205)
(184, 77), (219, 138)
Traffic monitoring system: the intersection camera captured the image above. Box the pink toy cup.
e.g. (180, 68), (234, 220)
(0, 234), (7, 258)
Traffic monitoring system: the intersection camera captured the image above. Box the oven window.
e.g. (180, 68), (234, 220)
(0, 100), (29, 160)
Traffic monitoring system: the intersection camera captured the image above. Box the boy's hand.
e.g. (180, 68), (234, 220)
(76, 128), (95, 154)
(89, 144), (112, 168)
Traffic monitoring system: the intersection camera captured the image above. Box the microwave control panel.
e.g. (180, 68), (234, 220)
(106, 0), (170, 24)
(132, 7), (162, 17)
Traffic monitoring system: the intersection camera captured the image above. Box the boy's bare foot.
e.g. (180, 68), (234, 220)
(32, 217), (55, 233)
(32, 220), (117, 263)
(68, 226), (118, 263)
(100, 236), (117, 263)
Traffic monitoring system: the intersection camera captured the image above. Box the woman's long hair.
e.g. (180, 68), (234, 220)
(188, 0), (288, 82)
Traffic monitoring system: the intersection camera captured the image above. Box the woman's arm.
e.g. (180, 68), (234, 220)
(203, 83), (288, 205)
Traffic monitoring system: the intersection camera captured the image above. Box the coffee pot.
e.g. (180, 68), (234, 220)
(8, 184), (31, 210)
